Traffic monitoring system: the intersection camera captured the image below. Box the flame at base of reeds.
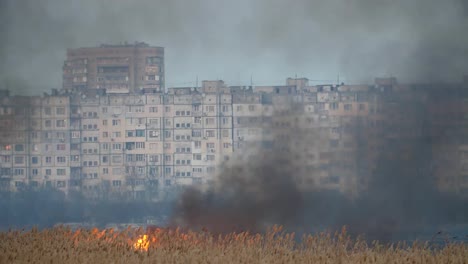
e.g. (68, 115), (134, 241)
(0, 226), (466, 263)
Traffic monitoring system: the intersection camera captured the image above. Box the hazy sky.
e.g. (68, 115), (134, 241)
(1, 0), (468, 95)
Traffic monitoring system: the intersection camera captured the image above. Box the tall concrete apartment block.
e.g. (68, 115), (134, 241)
(1, 42), (468, 198)
(63, 42), (164, 95)
(2, 77), (468, 198)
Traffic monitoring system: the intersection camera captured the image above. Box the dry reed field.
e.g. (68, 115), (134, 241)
(0, 226), (467, 264)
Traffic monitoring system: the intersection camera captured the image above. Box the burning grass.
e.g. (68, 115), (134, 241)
(0, 226), (466, 263)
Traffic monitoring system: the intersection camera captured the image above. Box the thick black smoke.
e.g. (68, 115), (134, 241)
(171, 151), (304, 233)
(172, 88), (468, 242)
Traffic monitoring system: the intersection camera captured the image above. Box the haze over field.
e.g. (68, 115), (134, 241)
(1, 0), (468, 94)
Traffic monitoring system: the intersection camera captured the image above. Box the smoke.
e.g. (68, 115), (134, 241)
(2, 0), (468, 95)
(0, 188), (176, 230)
(172, 90), (468, 242)
(171, 151), (305, 233)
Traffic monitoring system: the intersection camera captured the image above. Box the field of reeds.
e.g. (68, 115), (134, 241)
(0, 226), (467, 264)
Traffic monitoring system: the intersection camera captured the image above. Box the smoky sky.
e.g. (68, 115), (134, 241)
(1, 0), (468, 95)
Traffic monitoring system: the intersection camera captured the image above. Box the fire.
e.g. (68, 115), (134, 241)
(133, 234), (150, 251)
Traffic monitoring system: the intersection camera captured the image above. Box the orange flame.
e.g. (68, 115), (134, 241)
(133, 234), (150, 251)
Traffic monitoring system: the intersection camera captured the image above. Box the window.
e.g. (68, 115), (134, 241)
(149, 155), (159, 162)
(112, 132), (121, 138)
(206, 142), (215, 148)
(126, 142), (135, 150)
(194, 141), (201, 149)
(206, 155), (215, 161)
(56, 120), (66, 128)
(57, 169), (66, 176)
(57, 144), (66, 151)
(193, 154), (202, 160)
(248, 105), (255, 111)
(194, 117), (201, 124)
(165, 155), (172, 162)
(192, 130), (201, 137)
(237, 105), (243, 111)
(102, 132), (108, 138)
(71, 131), (80, 138)
(57, 181), (66, 188)
(206, 106), (215, 112)
(45, 169), (51, 175)
(102, 120), (108, 126)
(103, 168), (109, 174)
(112, 143), (122, 150)
(102, 143), (109, 150)
(31, 156), (38, 164)
(45, 157), (52, 163)
(112, 180), (121, 187)
(205, 130), (215, 137)
(223, 143), (230, 148)
(15, 144), (24, 151)
(149, 131), (159, 138)
(44, 107), (51, 115)
(31, 132), (39, 139)
(56, 107), (65, 115)
(344, 104), (352, 111)
(71, 155), (79, 162)
(136, 130), (145, 137)
(149, 107), (158, 113)
(223, 130), (229, 137)
(102, 107), (108, 113)
(136, 142), (145, 149)
(112, 119), (121, 126)
(57, 157), (66, 163)
(164, 131), (171, 138)
(14, 156), (24, 164)
(330, 102), (339, 110)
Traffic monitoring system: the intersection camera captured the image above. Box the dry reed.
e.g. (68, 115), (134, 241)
(0, 225), (466, 263)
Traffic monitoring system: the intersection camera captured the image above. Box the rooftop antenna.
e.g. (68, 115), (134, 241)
(337, 74), (340, 85)
(196, 75), (198, 90)
(250, 74), (253, 87)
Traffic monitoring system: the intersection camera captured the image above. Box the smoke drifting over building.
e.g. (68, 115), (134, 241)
(2, 0), (468, 94)
(172, 81), (468, 242)
(1, 0), (468, 243)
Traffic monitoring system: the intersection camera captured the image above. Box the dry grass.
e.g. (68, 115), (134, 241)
(0, 225), (466, 263)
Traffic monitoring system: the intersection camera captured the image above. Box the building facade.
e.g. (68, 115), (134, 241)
(2, 76), (468, 199)
(1, 43), (468, 198)
(63, 42), (164, 95)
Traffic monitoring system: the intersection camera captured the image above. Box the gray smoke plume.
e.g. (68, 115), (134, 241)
(2, 0), (468, 95)
(171, 92), (468, 242)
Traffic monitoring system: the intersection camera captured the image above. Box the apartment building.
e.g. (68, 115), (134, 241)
(1, 76), (468, 198)
(63, 42), (164, 95)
